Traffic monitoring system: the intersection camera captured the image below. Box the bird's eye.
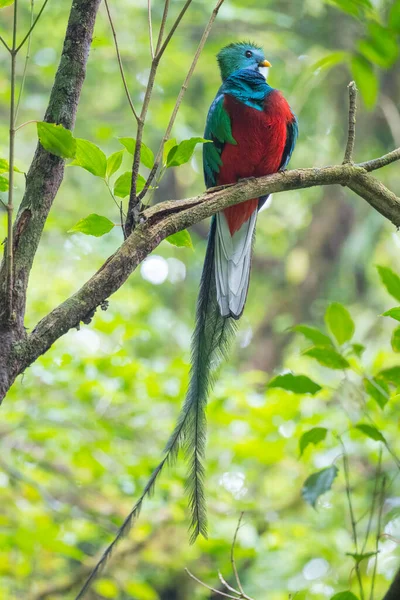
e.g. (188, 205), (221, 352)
(245, 50), (253, 58)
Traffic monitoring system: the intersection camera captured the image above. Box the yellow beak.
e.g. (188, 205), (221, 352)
(259, 59), (272, 67)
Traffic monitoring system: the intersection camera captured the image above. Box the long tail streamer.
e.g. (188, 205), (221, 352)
(76, 217), (237, 598)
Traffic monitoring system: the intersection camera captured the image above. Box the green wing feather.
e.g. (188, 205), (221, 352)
(203, 93), (236, 188)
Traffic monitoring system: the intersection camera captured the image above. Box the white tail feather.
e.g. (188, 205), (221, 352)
(215, 211), (257, 318)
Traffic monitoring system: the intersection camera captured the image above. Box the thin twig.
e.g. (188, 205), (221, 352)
(147, 0), (154, 59)
(138, 0), (226, 202)
(339, 439), (364, 600)
(231, 512), (245, 595)
(104, 0), (139, 122)
(0, 35), (11, 53)
(218, 571), (241, 595)
(358, 147), (400, 173)
(15, 0), (35, 122)
(185, 569), (240, 600)
(15, 0), (50, 54)
(155, 0), (170, 55)
(361, 448), (382, 555)
(369, 477), (386, 600)
(14, 119), (37, 132)
(156, 0), (192, 60)
(343, 81), (357, 164)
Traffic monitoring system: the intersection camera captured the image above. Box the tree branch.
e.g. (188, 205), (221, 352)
(343, 81), (357, 164)
(0, 0), (102, 333)
(1, 156), (398, 400)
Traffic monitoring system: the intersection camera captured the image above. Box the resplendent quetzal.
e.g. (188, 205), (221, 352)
(121, 43), (297, 545)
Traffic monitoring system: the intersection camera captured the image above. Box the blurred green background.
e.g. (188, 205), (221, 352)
(1, 0), (400, 598)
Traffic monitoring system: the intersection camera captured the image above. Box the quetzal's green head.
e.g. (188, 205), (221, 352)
(217, 42), (271, 81)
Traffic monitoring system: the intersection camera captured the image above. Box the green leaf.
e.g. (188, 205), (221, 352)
(166, 230), (193, 249)
(0, 158), (23, 174)
(391, 326), (400, 352)
(118, 137), (154, 169)
(124, 581), (158, 600)
(268, 373), (322, 395)
(68, 213), (115, 237)
(37, 122), (76, 159)
(330, 592), (360, 600)
(355, 423), (386, 443)
(346, 551), (377, 565)
(378, 366), (400, 386)
(350, 343), (365, 358)
(163, 138), (177, 165)
(351, 55), (378, 109)
(377, 265), (400, 303)
(70, 139), (107, 177)
(382, 307), (400, 322)
(302, 465), (339, 508)
(0, 175), (9, 191)
(304, 347), (349, 369)
(0, 0), (15, 7)
(291, 324), (333, 346)
(93, 579), (118, 598)
(106, 150), (124, 178)
(389, 0), (400, 32)
(114, 172), (146, 198)
(358, 23), (399, 69)
(364, 377), (389, 409)
(325, 302), (355, 345)
(166, 137), (211, 167)
(299, 427), (328, 456)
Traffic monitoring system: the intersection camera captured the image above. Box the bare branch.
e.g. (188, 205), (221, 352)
(15, 0), (35, 123)
(15, 0), (50, 54)
(231, 512), (245, 595)
(147, 0), (154, 59)
(104, 0), (139, 122)
(154, 0), (170, 56)
(358, 147), (400, 173)
(0, 35), (11, 53)
(343, 81), (357, 164)
(185, 569), (240, 599)
(156, 0), (193, 60)
(139, 0), (226, 201)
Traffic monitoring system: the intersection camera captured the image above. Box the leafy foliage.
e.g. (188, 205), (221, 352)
(302, 466), (339, 508)
(68, 214), (115, 237)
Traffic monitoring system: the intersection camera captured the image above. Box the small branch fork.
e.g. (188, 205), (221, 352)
(186, 513), (255, 600)
(124, 0), (225, 236)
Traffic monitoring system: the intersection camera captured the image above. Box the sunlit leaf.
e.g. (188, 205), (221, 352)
(106, 150), (124, 178)
(351, 343), (365, 357)
(311, 51), (350, 73)
(114, 172), (146, 198)
(377, 265), (400, 303)
(37, 122), (76, 159)
(330, 592), (359, 600)
(299, 427), (328, 456)
(118, 137), (154, 168)
(351, 55), (378, 109)
(166, 137), (211, 167)
(302, 465), (339, 508)
(166, 230), (193, 249)
(291, 324), (333, 346)
(304, 347), (349, 369)
(68, 213), (115, 237)
(355, 423), (386, 443)
(378, 366), (400, 386)
(0, 175), (8, 191)
(93, 579), (119, 598)
(364, 377), (389, 409)
(382, 307), (400, 322)
(0, 158), (23, 174)
(163, 138), (177, 165)
(0, 0), (15, 7)
(124, 581), (158, 600)
(391, 326), (400, 352)
(268, 373), (322, 395)
(325, 302), (355, 345)
(328, 0), (372, 18)
(70, 138), (107, 177)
